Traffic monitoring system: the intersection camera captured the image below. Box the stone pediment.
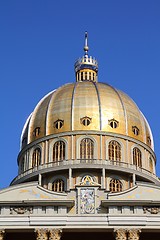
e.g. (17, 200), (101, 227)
(0, 182), (74, 206)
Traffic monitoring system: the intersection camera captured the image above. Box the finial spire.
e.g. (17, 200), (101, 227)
(74, 32), (98, 82)
(84, 31), (89, 56)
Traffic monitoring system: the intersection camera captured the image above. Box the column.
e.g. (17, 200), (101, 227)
(45, 140), (49, 163)
(102, 168), (105, 189)
(114, 229), (127, 240)
(0, 230), (5, 240)
(48, 229), (62, 240)
(42, 141), (45, 164)
(100, 134), (102, 159)
(71, 135), (74, 158)
(38, 173), (42, 185)
(128, 229), (141, 240)
(69, 168), (72, 190)
(26, 149), (29, 169)
(35, 229), (48, 240)
(132, 173), (136, 186)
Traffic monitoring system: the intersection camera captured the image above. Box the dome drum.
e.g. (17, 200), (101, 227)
(12, 131), (157, 186)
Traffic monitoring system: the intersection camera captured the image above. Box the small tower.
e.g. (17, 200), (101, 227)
(74, 32), (98, 82)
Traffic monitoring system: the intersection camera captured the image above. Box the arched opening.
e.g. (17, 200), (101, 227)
(32, 148), (41, 167)
(133, 147), (142, 167)
(53, 141), (65, 162)
(80, 138), (94, 159)
(52, 179), (65, 192)
(109, 179), (122, 192)
(108, 140), (121, 161)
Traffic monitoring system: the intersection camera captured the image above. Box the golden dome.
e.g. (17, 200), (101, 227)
(13, 32), (157, 188)
(21, 80), (153, 150)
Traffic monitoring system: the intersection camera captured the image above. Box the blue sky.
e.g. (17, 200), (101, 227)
(1, 0), (160, 188)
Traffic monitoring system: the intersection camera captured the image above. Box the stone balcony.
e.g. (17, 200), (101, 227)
(11, 159), (160, 185)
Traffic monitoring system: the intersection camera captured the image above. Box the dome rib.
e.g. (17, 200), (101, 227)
(44, 90), (56, 136)
(93, 82), (102, 130)
(71, 82), (78, 131)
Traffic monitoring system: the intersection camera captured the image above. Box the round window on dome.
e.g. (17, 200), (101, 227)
(80, 116), (92, 126)
(108, 119), (119, 129)
(54, 120), (64, 129)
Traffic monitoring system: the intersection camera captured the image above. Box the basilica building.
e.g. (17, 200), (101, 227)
(1, 33), (160, 240)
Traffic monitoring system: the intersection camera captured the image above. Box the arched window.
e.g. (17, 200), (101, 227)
(80, 138), (94, 159)
(53, 141), (65, 162)
(32, 148), (41, 167)
(109, 179), (122, 192)
(80, 116), (91, 126)
(133, 147), (142, 167)
(108, 119), (119, 129)
(132, 126), (139, 136)
(54, 120), (64, 129)
(108, 140), (121, 161)
(52, 179), (64, 192)
(33, 127), (40, 137)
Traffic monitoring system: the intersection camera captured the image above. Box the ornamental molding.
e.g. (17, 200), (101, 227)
(48, 229), (62, 240)
(114, 229), (141, 240)
(35, 229), (48, 240)
(10, 206), (33, 215)
(128, 229), (141, 240)
(143, 207), (160, 214)
(80, 175), (95, 186)
(0, 230), (5, 240)
(114, 229), (127, 240)
(35, 228), (62, 240)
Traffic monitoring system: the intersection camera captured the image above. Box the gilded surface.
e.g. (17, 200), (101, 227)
(35, 229), (48, 240)
(23, 81), (153, 149)
(48, 229), (62, 240)
(128, 229), (141, 240)
(114, 229), (127, 240)
(0, 230), (5, 240)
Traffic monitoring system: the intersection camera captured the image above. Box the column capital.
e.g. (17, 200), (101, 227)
(35, 228), (48, 240)
(48, 229), (62, 240)
(128, 229), (141, 240)
(0, 230), (5, 240)
(114, 229), (127, 240)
